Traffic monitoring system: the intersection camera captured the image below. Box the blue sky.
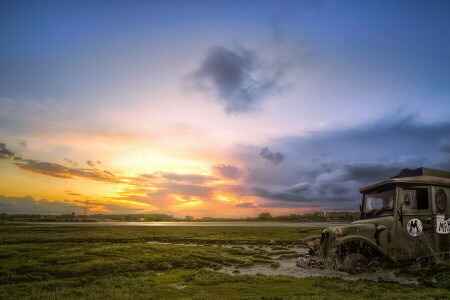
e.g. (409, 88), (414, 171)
(0, 0), (449, 216)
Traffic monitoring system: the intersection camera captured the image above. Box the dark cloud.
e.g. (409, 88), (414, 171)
(0, 195), (80, 214)
(340, 161), (415, 183)
(252, 160), (421, 208)
(253, 185), (311, 203)
(15, 159), (118, 183)
(279, 116), (450, 163)
(259, 147), (284, 165)
(0, 143), (15, 159)
(86, 160), (95, 167)
(257, 199), (325, 208)
(212, 164), (244, 179)
(190, 46), (283, 114)
(239, 117), (450, 210)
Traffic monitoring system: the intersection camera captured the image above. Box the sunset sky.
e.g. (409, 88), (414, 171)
(1, 0), (450, 217)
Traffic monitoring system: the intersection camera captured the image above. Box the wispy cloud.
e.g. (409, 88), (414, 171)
(0, 141), (119, 183)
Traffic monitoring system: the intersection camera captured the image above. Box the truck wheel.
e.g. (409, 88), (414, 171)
(342, 253), (368, 274)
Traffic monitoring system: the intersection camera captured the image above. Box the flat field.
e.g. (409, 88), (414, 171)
(0, 224), (449, 300)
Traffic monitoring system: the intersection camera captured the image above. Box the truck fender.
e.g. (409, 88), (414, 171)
(302, 235), (321, 252)
(332, 236), (396, 263)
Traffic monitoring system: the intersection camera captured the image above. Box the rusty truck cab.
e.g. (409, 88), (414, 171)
(299, 167), (450, 272)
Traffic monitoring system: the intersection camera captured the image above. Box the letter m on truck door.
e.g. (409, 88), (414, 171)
(396, 186), (433, 260)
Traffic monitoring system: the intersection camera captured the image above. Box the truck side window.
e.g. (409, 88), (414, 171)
(403, 188), (429, 209)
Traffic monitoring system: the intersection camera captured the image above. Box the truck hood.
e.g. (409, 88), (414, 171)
(330, 215), (393, 240)
(331, 222), (376, 238)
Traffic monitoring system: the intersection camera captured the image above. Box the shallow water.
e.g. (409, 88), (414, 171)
(219, 257), (418, 284)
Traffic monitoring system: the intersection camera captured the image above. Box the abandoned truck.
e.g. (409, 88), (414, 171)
(298, 167), (450, 273)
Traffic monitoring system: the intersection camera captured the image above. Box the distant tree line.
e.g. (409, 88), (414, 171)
(0, 211), (360, 223)
(254, 212), (360, 222)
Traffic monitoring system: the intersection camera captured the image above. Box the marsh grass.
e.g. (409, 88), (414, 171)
(0, 242), (279, 285)
(0, 225), (321, 246)
(0, 225), (449, 299)
(2, 270), (449, 300)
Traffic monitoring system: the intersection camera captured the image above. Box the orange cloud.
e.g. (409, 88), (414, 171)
(15, 160), (119, 183)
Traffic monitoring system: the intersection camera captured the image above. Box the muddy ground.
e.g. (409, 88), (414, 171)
(148, 241), (419, 284)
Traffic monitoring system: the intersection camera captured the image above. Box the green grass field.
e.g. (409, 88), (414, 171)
(0, 224), (449, 300)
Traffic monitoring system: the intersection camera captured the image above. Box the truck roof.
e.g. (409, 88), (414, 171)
(359, 167), (450, 193)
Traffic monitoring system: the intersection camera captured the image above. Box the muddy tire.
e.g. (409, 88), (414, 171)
(341, 253), (368, 274)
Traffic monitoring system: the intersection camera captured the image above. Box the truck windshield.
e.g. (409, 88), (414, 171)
(362, 189), (394, 218)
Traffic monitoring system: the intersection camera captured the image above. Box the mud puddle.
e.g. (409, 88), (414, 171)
(219, 257), (418, 284)
(146, 241), (418, 284)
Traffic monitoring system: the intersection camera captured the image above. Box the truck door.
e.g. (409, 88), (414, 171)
(396, 186), (434, 260)
(432, 186), (450, 254)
